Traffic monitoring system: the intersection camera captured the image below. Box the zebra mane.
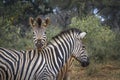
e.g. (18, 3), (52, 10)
(51, 28), (81, 40)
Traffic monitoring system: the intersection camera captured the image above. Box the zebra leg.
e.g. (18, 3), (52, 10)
(63, 68), (71, 80)
(63, 58), (74, 80)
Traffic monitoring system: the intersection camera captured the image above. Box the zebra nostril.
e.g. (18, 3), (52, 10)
(81, 58), (89, 67)
(36, 40), (44, 48)
(81, 61), (89, 67)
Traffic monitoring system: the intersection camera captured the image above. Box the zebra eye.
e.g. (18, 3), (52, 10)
(33, 32), (35, 35)
(45, 32), (46, 34)
(82, 45), (85, 48)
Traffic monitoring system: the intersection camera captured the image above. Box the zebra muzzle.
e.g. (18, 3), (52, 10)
(80, 58), (89, 67)
(35, 40), (44, 48)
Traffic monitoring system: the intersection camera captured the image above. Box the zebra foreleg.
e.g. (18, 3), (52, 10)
(63, 58), (74, 80)
(63, 68), (72, 80)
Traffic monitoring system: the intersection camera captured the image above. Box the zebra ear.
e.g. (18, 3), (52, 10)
(45, 17), (50, 27)
(79, 32), (86, 39)
(29, 17), (34, 27)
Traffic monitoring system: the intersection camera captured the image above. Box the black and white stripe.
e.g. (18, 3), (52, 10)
(0, 28), (89, 80)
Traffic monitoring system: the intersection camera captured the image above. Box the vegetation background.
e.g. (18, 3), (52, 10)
(0, 0), (120, 80)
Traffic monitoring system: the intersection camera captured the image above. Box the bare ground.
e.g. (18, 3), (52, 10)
(70, 61), (120, 80)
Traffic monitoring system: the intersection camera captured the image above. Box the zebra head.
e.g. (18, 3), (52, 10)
(73, 32), (89, 67)
(29, 16), (50, 50)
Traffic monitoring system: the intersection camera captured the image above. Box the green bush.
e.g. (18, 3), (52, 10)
(0, 17), (34, 50)
(109, 32), (120, 61)
(46, 25), (62, 41)
(69, 16), (117, 62)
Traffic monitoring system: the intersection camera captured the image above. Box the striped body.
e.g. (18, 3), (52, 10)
(0, 28), (89, 80)
(0, 48), (44, 80)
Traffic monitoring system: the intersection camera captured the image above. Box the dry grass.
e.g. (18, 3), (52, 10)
(70, 60), (120, 80)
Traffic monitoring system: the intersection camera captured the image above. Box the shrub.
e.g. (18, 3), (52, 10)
(46, 25), (62, 41)
(69, 16), (116, 63)
(0, 17), (33, 50)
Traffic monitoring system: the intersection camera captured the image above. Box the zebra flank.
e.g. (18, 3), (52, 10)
(0, 28), (89, 80)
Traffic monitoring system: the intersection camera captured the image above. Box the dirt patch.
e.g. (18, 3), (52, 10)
(70, 61), (120, 80)
(101, 65), (120, 70)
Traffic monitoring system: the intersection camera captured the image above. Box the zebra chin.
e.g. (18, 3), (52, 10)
(35, 42), (44, 49)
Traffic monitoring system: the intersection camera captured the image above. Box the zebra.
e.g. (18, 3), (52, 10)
(30, 21), (86, 80)
(30, 16), (74, 80)
(29, 16), (50, 51)
(0, 28), (89, 80)
(29, 25), (89, 80)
